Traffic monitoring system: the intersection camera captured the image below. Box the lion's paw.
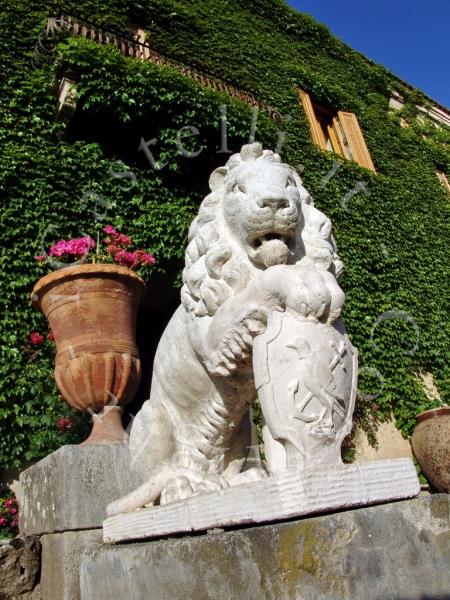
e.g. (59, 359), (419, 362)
(160, 473), (229, 505)
(160, 476), (195, 505)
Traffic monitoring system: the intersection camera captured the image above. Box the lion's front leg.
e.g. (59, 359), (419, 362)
(205, 306), (269, 376)
(199, 275), (286, 376)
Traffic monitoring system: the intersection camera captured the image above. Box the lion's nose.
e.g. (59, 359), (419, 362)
(257, 196), (289, 210)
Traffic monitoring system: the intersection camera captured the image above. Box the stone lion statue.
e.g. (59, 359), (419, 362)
(107, 142), (347, 515)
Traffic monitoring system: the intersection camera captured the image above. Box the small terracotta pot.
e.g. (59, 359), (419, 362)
(411, 407), (450, 492)
(31, 264), (146, 444)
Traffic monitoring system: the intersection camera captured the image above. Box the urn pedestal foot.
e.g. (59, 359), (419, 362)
(83, 406), (129, 445)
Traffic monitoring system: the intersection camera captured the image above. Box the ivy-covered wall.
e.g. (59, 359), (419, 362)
(1, 0), (449, 468)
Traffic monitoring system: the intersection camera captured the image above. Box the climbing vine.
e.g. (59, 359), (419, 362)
(0, 0), (449, 468)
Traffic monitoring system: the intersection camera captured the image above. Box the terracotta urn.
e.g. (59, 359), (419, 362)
(411, 407), (450, 492)
(31, 264), (146, 444)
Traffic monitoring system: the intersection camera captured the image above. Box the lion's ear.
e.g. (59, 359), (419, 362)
(209, 167), (228, 191)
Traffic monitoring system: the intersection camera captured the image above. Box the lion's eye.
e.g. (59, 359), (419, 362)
(233, 183), (244, 194)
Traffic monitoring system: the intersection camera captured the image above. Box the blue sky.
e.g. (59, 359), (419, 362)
(286, 0), (450, 108)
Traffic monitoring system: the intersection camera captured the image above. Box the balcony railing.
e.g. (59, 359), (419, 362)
(48, 15), (275, 115)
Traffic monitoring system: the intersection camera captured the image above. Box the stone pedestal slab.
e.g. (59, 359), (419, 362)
(104, 458), (419, 543)
(19, 444), (141, 535)
(82, 494), (450, 600)
(39, 530), (102, 600)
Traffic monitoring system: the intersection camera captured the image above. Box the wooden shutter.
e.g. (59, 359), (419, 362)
(297, 88), (327, 150)
(332, 116), (353, 161)
(327, 123), (344, 156)
(335, 111), (376, 172)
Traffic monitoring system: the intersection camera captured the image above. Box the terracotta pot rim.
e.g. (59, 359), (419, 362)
(31, 263), (146, 307)
(415, 406), (450, 423)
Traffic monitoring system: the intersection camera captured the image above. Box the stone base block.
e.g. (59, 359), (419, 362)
(82, 494), (450, 600)
(20, 444), (141, 535)
(103, 458), (419, 543)
(39, 530), (102, 600)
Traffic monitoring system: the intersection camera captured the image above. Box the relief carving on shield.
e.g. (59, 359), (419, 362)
(253, 310), (358, 474)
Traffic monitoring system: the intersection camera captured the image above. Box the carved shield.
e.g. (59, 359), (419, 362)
(253, 310), (358, 472)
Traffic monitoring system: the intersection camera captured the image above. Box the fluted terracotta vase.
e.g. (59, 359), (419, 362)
(31, 264), (146, 444)
(411, 407), (450, 492)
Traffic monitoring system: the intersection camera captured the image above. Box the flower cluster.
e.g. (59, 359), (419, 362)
(56, 416), (75, 433)
(23, 331), (55, 361)
(103, 226), (156, 270)
(35, 226), (155, 276)
(34, 237), (94, 263)
(28, 331), (55, 346)
(29, 332), (44, 345)
(49, 236), (95, 259)
(0, 496), (19, 535)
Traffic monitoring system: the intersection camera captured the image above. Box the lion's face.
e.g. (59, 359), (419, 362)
(221, 159), (303, 269)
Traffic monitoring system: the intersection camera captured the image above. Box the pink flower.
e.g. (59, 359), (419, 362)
(141, 253), (156, 266)
(49, 236), (94, 259)
(115, 233), (132, 247)
(133, 250), (156, 266)
(10, 519), (18, 529)
(34, 254), (45, 262)
(0, 517), (6, 526)
(114, 250), (136, 267)
(29, 332), (44, 345)
(47, 332), (55, 342)
(56, 417), (75, 433)
(106, 244), (120, 255)
(3, 499), (16, 508)
(103, 227), (131, 247)
(49, 240), (69, 257)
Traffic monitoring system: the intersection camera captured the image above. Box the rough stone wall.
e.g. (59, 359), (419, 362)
(9, 445), (141, 600)
(0, 536), (41, 600)
(80, 494), (450, 600)
(11, 446), (450, 600)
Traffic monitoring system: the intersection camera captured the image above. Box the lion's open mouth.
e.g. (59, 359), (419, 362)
(250, 233), (292, 249)
(247, 232), (294, 268)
